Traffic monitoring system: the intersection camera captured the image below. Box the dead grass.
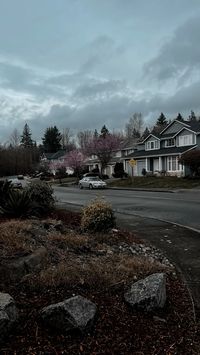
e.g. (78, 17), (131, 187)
(25, 253), (170, 290)
(1, 218), (171, 291)
(47, 231), (89, 249)
(0, 220), (35, 257)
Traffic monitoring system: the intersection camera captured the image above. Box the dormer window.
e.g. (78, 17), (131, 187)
(146, 140), (159, 150)
(165, 138), (175, 147)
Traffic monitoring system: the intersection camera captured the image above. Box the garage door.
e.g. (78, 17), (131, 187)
(137, 160), (146, 176)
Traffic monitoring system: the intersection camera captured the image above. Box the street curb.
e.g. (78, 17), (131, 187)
(109, 187), (176, 193)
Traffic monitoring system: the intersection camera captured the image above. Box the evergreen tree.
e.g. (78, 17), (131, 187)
(20, 123), (33, 148)
(156, 112), (168, 127)
(132, 128), (141, 139)
(189, 110), (197, 121)
(141, 126), (150, 139)
(42, 126), (62, 153)
(100, 125), (109, 138)
(176, 113), (184, 122)
(93, 129), (98, 138)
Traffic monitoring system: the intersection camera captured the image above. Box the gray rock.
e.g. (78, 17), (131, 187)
(0, 293), (18, 342)
(124, 273), (166, 311)
(41, 295), (97, 333)
(0, 247), (47, 282)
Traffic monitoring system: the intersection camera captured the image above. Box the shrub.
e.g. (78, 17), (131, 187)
(26, 181), (55, 211)
(81, 198), (115, 233)
(113, 162), (127, 178)
(142, 168), (147, 176)
(0, 180), (12, 207)
(0, 189), (33, 217)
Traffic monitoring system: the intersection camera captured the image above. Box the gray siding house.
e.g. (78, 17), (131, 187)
(124, 118), (200, 177)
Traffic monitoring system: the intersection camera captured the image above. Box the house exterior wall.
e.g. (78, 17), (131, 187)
(137, 144), (145, 151)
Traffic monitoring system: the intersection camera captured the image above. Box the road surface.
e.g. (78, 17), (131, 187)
(53, 186), (200, 232)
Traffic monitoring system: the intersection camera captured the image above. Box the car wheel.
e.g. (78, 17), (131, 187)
(79, 184), (83, 189)
(89, 184), (93, 189)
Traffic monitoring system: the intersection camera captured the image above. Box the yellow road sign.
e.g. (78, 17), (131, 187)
(129, 159), (136, 167)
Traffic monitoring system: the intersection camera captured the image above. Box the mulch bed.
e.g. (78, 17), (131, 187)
(0, 210), (199, 355)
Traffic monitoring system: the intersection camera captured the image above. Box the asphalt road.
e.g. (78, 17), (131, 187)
(53, 186), (200, 232)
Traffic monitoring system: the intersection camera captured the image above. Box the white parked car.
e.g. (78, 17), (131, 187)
(79, 176), (107, 189)
(8, 178), (22, 189)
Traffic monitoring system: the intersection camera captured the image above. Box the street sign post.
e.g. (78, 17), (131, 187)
(128, 159), (136, 180)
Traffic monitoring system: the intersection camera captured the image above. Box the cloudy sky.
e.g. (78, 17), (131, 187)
(0, 0), (200, 143)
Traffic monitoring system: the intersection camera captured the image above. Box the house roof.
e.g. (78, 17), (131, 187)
(41, 152), (55, 160)
(125, 145), (197, 159)
(160, 119), (200, 135)
(186, 120), (200, 133)
(50, 150), (66, 160)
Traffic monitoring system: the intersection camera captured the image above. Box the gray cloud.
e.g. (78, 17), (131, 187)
(144, 16), (200, 82)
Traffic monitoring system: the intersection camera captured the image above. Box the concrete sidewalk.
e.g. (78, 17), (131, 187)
(117, 212), (200, 320)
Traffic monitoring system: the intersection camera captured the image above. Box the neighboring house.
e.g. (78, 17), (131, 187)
(86, 138), (138, 176)
(124, 118), (200, 177)
(40, 150), (73, 175)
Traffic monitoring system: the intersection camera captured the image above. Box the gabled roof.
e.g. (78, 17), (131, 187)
(160, 118), (200, 134)
(41, 150), (66, 161)
(41, 152), (55, 160)
(119, 137), (138, 150)
(139, 132), (161, 144)
(125, 145), (197, 159)
(160, 119), (190, 134)
(50, 150), (66, 160)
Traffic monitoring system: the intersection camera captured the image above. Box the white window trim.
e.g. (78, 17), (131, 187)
(145, 140), (160, 150)
(178, 134), (195, 147)
(165, 138), (175, 147)
(167, 156), (183, 171)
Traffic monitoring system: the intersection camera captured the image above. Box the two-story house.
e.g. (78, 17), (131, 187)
(124, 118), (200, 177)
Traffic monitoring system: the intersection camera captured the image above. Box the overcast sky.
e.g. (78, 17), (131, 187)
(0, 0), (200, 143)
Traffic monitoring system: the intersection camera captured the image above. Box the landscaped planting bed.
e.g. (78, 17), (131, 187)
(0, 211), (199, 354)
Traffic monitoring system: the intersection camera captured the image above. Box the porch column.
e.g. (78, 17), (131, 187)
(145, 158), (148, 170)
(159, 157), (162, 171)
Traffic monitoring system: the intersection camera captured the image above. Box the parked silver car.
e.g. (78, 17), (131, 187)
(79, 176), (107, 189)
(8, 178), (22, 189)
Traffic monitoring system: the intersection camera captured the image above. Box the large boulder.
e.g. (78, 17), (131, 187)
(0, 292), (18, 342)
(41, 295), (97, 333)
(124, 273), (166, 312)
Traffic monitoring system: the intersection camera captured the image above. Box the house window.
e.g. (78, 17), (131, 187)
(146, 140), (159, 150)
(165, 139), (175, 147)
(178, 135), (193, 146)
(167, 156), (179, 171)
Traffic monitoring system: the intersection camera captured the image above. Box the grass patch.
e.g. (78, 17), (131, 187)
(108, 176), (200, 189)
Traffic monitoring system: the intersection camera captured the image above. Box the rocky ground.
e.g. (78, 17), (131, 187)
(0, 210), (199, 354)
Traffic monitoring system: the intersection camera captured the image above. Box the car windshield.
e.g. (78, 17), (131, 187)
(89, 177), (101, 181)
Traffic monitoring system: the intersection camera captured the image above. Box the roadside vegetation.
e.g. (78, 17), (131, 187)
(108, 176), (200, 189)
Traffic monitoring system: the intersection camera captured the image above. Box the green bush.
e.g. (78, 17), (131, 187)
(26, 181), (55, 211)
(81, 198), (115, 233)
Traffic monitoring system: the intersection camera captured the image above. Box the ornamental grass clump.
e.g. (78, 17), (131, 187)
(81, 198), (116, 233)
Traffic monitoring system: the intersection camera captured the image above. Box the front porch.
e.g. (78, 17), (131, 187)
(124, 155), (184, 177)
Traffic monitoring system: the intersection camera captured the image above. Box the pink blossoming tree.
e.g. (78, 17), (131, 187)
(85, 133), (121, 173)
